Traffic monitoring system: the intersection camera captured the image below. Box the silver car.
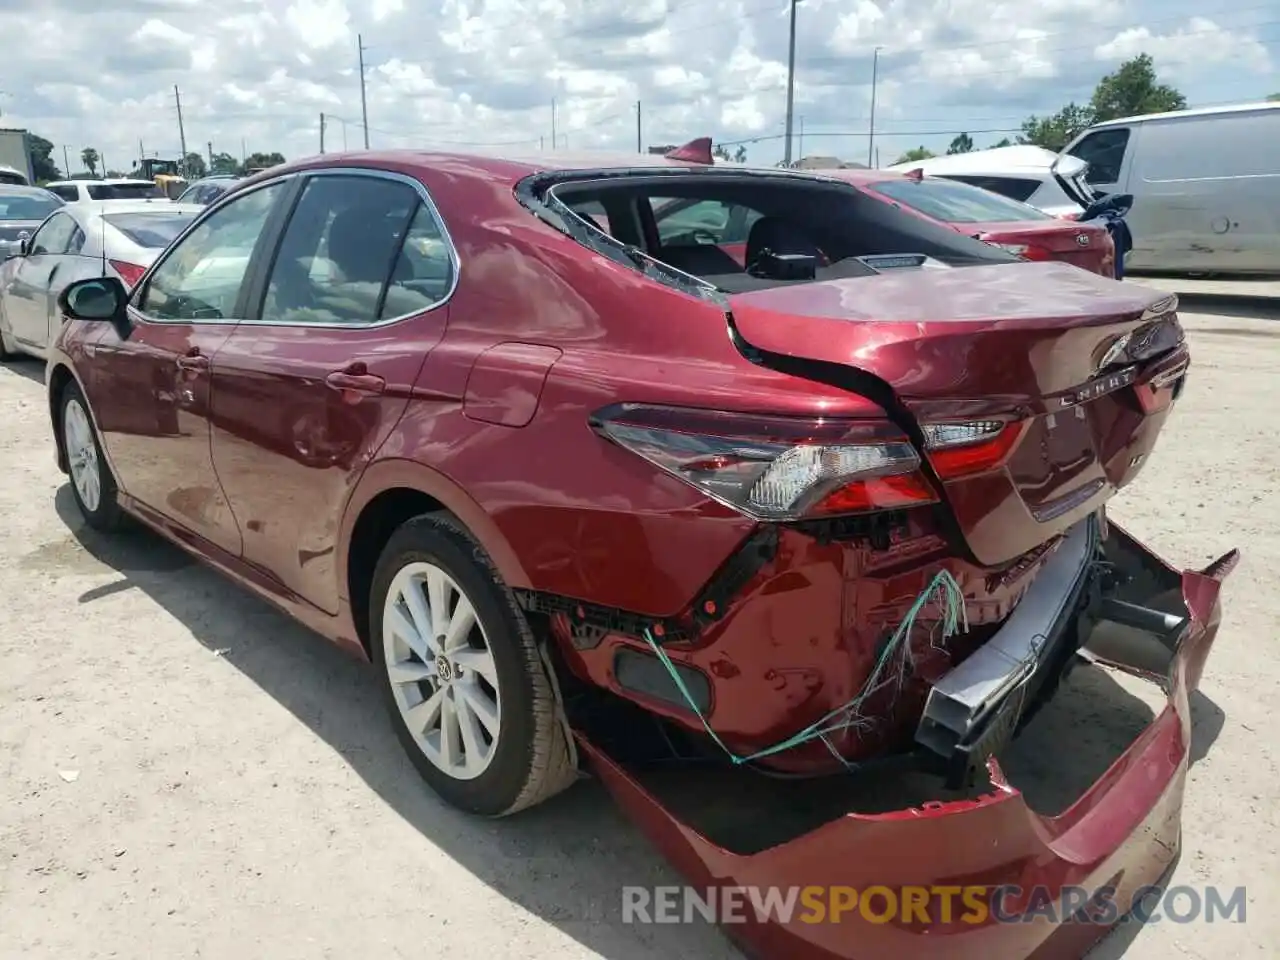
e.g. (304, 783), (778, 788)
(0, 184), (64, 260)
(0, 199), (203, 361)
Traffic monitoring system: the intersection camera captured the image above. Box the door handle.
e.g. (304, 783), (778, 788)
(175, 349), (209, 372)
(326, 365), (386, 398)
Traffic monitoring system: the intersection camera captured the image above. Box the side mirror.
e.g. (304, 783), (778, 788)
(57, 277), (131, 337)
(17, 232), (30, 256)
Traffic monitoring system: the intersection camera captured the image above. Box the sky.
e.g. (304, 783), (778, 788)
(0, 0), (1276, 174)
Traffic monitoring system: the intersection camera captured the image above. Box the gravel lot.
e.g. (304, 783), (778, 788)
(1, 303), (1277, 960)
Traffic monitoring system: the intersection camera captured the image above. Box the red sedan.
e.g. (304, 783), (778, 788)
(45, 145), (1235, 960)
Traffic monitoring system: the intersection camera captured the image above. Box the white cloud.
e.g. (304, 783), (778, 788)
(0, 0), (1274, 174)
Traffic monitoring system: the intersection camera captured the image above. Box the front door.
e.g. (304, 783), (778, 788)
(209, 170), (456, 613)
(87, 179), (291, 556)
(5, 211), (78, 351)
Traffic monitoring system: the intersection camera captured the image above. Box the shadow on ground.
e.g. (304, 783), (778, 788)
(1177, 294), (1280, 322)
(0, 353), (47, 385)
(46, 484), (1226, 960)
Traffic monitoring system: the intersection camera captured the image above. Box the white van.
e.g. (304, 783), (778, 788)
(1060, 101), (1280, 275)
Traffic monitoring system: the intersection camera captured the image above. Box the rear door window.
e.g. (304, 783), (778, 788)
(47, 185), (80, 202)
(260, 174), (453, 326)
(868, 177), (1053, 223)
(29, 212), (78, 255)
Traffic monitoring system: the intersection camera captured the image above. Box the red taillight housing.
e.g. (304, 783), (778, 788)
(922, 420), (1026, 479)
(109, 259), (146, 289)
(591, 404), (939, 520)
(980, 239), (1052, 262)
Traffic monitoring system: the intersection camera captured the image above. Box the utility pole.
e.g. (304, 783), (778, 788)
(319, 113), (326, 153)
(62, 145), (70, 177)
(174, 85), (188, 174)
(241, 138), (246, 165)
(782, 0), (800, 166)
(636, 101), (642, 153)
(207, 141), (213, 169)
(551, 98), (557, 152)
(798, 116), (804, 162)
(867, 46), (882, 168)
(358, 34), (370, 149)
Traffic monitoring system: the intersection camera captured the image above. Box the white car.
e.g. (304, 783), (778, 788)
(886, 145), (1097, 218)
(0, 200), (203, 361)
(43, 178), (166, 203)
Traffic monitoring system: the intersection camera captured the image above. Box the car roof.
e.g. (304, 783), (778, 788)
(1090, 99), (1280, 129)
(46, 178), (158, 187)
(883, 145), (1062, 176)
(0, 183), (59, 198)
(61, 199), (203, 217)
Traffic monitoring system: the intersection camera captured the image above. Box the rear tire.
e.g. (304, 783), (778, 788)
(60, 382), (126, 531)
(370, 512), (577, 817)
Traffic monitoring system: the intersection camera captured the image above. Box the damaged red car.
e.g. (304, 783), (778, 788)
(46, 144), (1236, 960)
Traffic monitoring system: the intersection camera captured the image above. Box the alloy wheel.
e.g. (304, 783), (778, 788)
(64, 397), (102, 514)
(382, 561), (502, 781)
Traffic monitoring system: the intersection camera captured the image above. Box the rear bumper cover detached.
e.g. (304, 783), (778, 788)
(573, 520), (1239, 960)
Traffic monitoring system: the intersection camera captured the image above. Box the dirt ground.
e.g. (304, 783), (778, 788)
(1, 301), (1277, 960)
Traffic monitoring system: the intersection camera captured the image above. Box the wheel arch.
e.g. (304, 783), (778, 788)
(340, 458), (532, 654)
(47, 361), (81, 473)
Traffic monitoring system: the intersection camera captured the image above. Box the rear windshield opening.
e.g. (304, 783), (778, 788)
(867, 177), (1054, 224)
(543, 171), (1018, 293)
(104, 211), (195, 247)
(87, 182), (165, 201)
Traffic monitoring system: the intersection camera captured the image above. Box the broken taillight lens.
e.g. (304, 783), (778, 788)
(982, 240), (1052, 262)
(922, 419), (1027, 479)
(590, 403), (938, 520)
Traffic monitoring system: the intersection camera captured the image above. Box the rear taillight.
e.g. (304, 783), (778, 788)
(1056, 212), (1081, 221)
(591, 404), (938, 520)
(922, 420), (1026, 479)
(109, 260), (146, 288)
(982, 240), (1052, 262)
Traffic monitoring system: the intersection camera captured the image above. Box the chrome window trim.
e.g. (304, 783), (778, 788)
(236, 166), (460, 330)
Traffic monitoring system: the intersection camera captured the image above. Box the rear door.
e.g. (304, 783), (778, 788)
(208, 168), (457, 614)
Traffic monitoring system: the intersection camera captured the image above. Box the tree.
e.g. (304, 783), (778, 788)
(1019, 54), (1187, 151)
(1089, 53), (1186, 123)
(1019, 102), (1094, 151)
(80, 147), (100, 177)
(946, 133), (974, 154)
(1268, 93), (1280, 102)
(209, 152), (239, 175)
(26, 134), (60, 181)
(182, 152), (207, 178)
(733, 145), (747, 163)
(712, 144), (730, 161)
(240, 151), (285, 174)
(893, 146), (935, 165)
(990, 137), (1013, 148)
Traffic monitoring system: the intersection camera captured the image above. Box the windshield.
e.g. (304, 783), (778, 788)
(0, 193), (61, 220)
(867, 177), (1053, 224)
(104, 211), (196, 248)
(88, 182), (165, 201)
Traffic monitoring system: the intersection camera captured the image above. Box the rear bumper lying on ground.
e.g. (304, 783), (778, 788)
(574, 520), (1238, 960)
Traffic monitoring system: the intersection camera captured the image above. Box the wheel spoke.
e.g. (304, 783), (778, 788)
(386, 605), (431, 662)
(452, 648), (497, 688)
(404, 686), (445, 734)
(426, 567), (449, 641)
(400, 578), (439, 656)
(443, 594), (476, 653)
(455, 678), (499, 736)
(438, 692), (460, 769)
(388, 660), (435, 685)
(453, 689), (487, 771)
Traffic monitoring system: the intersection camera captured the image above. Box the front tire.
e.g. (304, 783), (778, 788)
(370, 513), (577, 817)
(60, 382), (125, 531)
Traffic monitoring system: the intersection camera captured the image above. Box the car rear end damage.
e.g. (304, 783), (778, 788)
(569, 521), (1238, 960)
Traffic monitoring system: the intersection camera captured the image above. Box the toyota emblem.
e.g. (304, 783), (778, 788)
(1075, 233), (1091, 247)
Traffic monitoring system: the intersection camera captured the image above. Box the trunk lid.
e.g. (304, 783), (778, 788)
(970, 219), (1112, 275)
(727, 260), (1187, 566)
